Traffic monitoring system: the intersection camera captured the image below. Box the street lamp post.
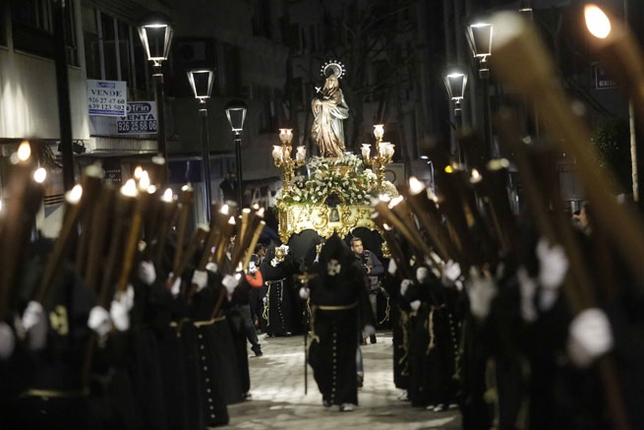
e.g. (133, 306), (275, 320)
(444, 70), (468, 163)
(224, 100), (248, 209)
(466, 22), (494, 160)
(187, 67), (216, 221)
(138, 13), (174, 185)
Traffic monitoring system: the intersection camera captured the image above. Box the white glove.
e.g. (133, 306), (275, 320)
(516, 267), (537, 323)
(567, 308), (613, 368)
(442, 260), (462, 283)
(410, 300), (421, 312)
(191, 270), (208, 292)
(299, 287), (310, 300)
(110, 299), (130, 332)
(388, 258), (397, 275)
(466, 267), (497, 320)
(362, 324), (376, 337)
(168, 273), (181, 296)
(400, 279), (412, 296)
(137, 260), (156, 285)
(119, 284), (135, 311)
(22, 301), (48, 351)
(88, 306), (112, 337)
(0, 322), (16, 360)
(416, 266), (430, 283)
(222, 274), (240, 295)
(205, 262), (218, 273)
(536, 238), (569, 290)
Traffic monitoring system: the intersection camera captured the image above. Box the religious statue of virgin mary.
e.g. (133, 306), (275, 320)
(310, 61), (349, 158)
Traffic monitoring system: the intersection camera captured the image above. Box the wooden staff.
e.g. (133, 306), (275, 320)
(172, 184), (195, 273)
(82, 185), (117, 290)
(371, 212), (414, 280)
(192, 202), (227, 270)
(373, 197), (428, 264)
(141, 186), (161, 247)
(584, 4), (644, 207)
(34, 180), (99, 304)
(166, 224), (210, 290)
(0, 145), (44, 317)
(402, 177), (461, 263)
(116, 180), (151, 293)
(389, 195), (444, 269)
(424, 142), (479, 264)
(243, 220), (267, 272)
(207, 204), (233, 266)
(73, 165), (105, 279)
(232, 207), (266, 271)
(96, 185), (137, 308)
(489, 11), (644, 283)
(496, 107), (630, 430)
(152, 189), (179, 266)
(229, 207), (254, 271)
(459, 128), (516, 251)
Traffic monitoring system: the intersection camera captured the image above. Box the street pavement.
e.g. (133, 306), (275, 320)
(225, 331), (461, 429)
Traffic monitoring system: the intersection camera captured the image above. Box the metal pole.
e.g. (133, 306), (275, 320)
(200, 108), (212, 221)
(153, 69), (168, 185)
(235, 136), (243, 208)
(53, 0), (74, 191)
(481, 72), (492, 161)
(455, 106), (464, 165)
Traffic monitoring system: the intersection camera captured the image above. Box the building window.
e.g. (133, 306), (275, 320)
(11, 0), (78, 66)
(82, 7), (149, 97)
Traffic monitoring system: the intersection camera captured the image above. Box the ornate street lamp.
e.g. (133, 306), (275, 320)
(444, 71), (468, 118)
(466, 22), (493, 78)
(224, 100), (248, 208)
(187, 67), (216, 221)
(138, 12), (174, 185)
(272, 128), (306, 193)
(467, 21), (494, 160)
(444, 70), (468, 163)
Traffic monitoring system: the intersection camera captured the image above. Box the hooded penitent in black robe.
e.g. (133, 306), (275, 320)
(306, 234), (373, 408)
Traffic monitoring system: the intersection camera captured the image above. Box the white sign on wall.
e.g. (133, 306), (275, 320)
(87, 80), (127, 116)
(117, 101), (157, 135)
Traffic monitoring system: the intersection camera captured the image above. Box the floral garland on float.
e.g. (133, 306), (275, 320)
(273, 151), (398, 242)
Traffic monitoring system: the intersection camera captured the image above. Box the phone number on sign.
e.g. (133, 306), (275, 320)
(117, 120), (157, 133)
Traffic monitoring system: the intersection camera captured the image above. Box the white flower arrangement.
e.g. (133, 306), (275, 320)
(276, 154), (397, 206)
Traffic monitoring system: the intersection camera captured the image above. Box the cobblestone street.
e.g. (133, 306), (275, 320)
(226, 331), (461, 429)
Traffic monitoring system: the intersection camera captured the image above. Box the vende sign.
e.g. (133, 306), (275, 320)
(117, 102), (157, 135)
(87, 80), (127, 116)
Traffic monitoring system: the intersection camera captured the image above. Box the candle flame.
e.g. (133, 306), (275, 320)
(120, 178), (139, 197)
(139, 170), (150, 190)
(408, 176), (426, 195)
(162, 187), (174, 202)
(585, 5), (611, 39)
(134, 165), (143, 179)
(388, 195), (404, 209)
(220, 204), (230, 215)
(17, 141), (32, 162)
(33, 167), (47, 183)
(66, 184), (83, 204)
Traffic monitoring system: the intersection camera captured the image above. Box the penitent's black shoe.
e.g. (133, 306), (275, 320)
(251, 345), (263, 357)
(369, 334), (377, 344)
